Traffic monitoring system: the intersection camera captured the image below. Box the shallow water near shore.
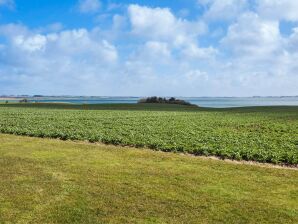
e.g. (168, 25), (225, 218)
(2, 96), (297, 108)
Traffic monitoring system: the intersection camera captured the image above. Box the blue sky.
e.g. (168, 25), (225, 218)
(0, 0), (298, 96)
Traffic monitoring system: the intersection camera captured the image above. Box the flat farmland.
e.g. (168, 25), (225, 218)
(0, 104), (297, 165)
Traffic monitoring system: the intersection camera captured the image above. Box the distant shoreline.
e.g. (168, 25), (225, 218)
(1, 96), (298, 99)
(0, 97), (20, 100)
(1, 96), (297, 108)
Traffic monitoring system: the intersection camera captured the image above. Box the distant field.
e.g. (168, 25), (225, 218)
(0, 134), (297, 223)
(0, 103), (297, 164)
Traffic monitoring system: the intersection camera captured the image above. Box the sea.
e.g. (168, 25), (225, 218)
(3, 96), (298, 108)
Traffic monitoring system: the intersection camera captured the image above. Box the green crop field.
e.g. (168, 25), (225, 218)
(0, 103), (297, 165)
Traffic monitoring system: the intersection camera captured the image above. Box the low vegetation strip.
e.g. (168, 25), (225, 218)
(0, 134), (297, 223)
(0, 105), (297, 165)
(138, 96), (196, 106)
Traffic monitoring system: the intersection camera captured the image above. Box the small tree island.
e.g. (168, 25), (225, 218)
(138, 96), (197, 107)
(19, 98), (28, 103)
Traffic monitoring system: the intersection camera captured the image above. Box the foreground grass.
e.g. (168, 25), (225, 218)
(0, 134), (297, 223)
(0, 104), (297, 164)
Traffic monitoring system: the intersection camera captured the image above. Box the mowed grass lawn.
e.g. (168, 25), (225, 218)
(0, 134), (297, 223)
(0, 104), (297, 165)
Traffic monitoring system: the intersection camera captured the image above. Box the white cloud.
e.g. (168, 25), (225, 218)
(182, 43), (217, 60)
(185, 70), (208, 81)
(143, 41), (171, 59)
(1, 2), (298, 96)
(198, 0), (248, 21)
(77, 0), (101, 13)
(13, 34), (47, 52)
(128, 4), (206, 46)
(5, 28), (118, 62)
(128, 4), (176, 39)
(0, 24), (118, 95)
(127, 4), (214, 62)
(213, 10), (298, 96)
(257, 0), (298, 21)
(221, 13), (282, 57)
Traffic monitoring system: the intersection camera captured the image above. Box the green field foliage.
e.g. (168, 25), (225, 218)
(0, 104), (297, 165)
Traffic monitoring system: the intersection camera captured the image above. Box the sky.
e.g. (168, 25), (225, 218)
(0, 0), (297, 96)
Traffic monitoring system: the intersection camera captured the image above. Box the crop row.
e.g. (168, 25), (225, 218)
(0, 107), (297, 164)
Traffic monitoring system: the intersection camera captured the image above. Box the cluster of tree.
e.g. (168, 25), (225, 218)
(19, 98), (28, 103)
(138, 97), (195, 106)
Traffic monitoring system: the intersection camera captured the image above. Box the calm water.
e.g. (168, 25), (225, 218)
(5, 96), (297, 108)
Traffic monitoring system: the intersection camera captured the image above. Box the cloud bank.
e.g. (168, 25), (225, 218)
(0, 0), (297, 96)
